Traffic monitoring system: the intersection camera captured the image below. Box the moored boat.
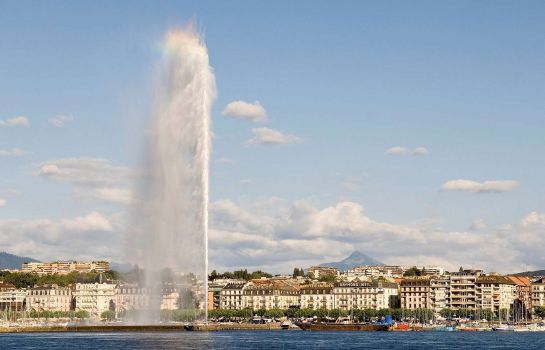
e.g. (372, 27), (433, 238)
(296, 322), (390, 331)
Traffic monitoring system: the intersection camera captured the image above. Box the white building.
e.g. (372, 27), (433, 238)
(532, 278), (545, 310)
(220, 282), (246, 310)
(0, 289), (27, 312)
(333, 279), (399, 310)
(346, 266), (403, 278)
(476, 275), (516, 314)
(243, 279), (300, 310)
(26, 285), (73, 312)
(115, 284), (150, 314)
(300, 283), (334, 310)
(430, 276), (450, 313)
(74, 283), (116, 317)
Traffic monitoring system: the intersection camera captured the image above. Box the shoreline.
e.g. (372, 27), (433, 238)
(0, 323), (293, 333)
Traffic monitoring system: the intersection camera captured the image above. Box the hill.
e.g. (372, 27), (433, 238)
(513, 270), (545, 277)
(320, 251), (384, 271)
(0, 251), (40, 269)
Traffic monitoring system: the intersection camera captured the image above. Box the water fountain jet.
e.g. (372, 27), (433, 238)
(127, 23), (215, 324)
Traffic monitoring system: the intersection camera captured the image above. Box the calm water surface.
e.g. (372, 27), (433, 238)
(2, 331), (545, 349)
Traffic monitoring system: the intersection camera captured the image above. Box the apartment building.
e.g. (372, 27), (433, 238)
(346, 265), (403, 278)
(243, 279), (300, 310)
(308, 266), (338, 279)
(300, 283), (334, 310)
(400, 277), (431, 310)
(532, 278), (545, 310)
(0, 289), (26, 311)
(74, 283), (116, 317)
(26, 284), (74, 312)
(333, 279), (398, 310)
(449, 269), (482, 310)
(115, 284), (150, 313)
(475, 275), (516, 314)
(430, 276), (450, 313)
(219, 282), (246, 310)
(21, 261), (110, 275)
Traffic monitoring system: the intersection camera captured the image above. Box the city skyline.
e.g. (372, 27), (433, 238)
(1, 1), (545, 273)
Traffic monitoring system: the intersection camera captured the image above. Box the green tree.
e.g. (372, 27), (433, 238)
(318, 274), (336, 282)
(534, 306), (545, 319)
(403, 267), (423, 277)
(101, 310), (116, 321)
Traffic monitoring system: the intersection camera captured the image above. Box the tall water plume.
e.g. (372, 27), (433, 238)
(128, 24), (215, 323)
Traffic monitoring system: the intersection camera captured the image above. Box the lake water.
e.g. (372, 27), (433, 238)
(2, 331), (545, 349)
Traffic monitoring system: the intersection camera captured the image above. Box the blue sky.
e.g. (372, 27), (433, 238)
(1, 1), (544, 273)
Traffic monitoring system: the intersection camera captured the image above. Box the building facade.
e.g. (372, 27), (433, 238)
(449, 270), (482, 310)
(475, 275), (516, 314)
(430, 276), (450, 313)
(401, 277), (431, 310)
(26, 284), (74, 312)
(74, 283), (116, 317)
(300, 283), (334, 310)
(220, 282), (246, 310)
(333, 280), (398, 310)
(243, 280), (300, 310)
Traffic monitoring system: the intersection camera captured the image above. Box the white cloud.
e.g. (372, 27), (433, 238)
(442, 179), (519, 193)
(207, 198), (545, 273)
(0, 148), (30, 157)
(521, 211), (545, 227)
(469, 217), (487, 230)
(36, 157), (133, 205)
(0, 211), (119, 261)
(412, 147), (429, 155)
(93, 187), (133, 205)
(221, 100), (267, 122)
(48, 115), (74, 127)
(0, 198), (5, 207)
(0, 116), (29, 127)
(247, 127), (303, 145)
(386, 146), (429, 156)
(37, 158), (131, 187)
(239, 178), (253, 185)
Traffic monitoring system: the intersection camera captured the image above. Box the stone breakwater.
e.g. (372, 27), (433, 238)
(0, 323), (296, 333)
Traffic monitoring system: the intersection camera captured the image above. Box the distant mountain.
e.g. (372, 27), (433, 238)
(320, 251), (384, 271)
(0, 252), (40, 270)
(513, 270), (545, 277)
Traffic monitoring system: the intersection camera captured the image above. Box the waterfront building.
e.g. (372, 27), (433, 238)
(333, 279), (398, 310)
(308, 266), (338, 279)
(0, 289), (26, 312)
(243, 279), (300, 310)
(0, 281), (16, 292)
(115, 284), (150, 314)
(300, 283), (334, 310)
(26, 284), (74, 312)
(508, 276), (533, 319)
(74, 283), (116, 317)
(531, 277), (545, 310)
(449, 269), (482, 310)
(208, 282), (223, 310)
(475, 275), (516, 314)
(430, 276), (450, 313)
(400, 276), (431, 310)
(219, 282), (246, 310)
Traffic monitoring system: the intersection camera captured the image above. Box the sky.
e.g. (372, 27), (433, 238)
(0, 1), (544, 274)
